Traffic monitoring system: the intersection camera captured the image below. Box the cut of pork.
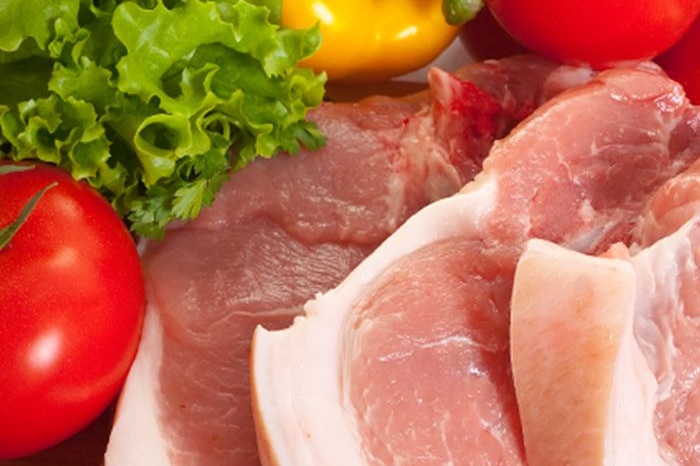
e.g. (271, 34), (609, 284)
(104, 56), (581, 465)
(510, 212), (700, 466)
(634, 156), (700, 247)
(511, 156), (700, 466)
(510, 239), (663, 466)
(631, 157), (700, 464)
(631, 219), (700, 465)
(251, 65), (700, 465)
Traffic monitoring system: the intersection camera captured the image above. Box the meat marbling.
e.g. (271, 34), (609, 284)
(251, 64), (700, 465)
(633, 159), (700, 465)
(511, 156), (700, 466)
(511, 240), (664, 466)
(104, 56), (584, 465)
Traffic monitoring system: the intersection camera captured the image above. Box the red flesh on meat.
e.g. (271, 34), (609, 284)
(511, 158), (700, 465)
(105, 56), (584, 465)
(251, 64), (700, 465)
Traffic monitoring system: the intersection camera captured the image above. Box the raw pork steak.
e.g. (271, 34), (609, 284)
(511, 240), (664, 466)
(511, 157), (700, 466)
(105, 56), (583, 465)
(251, 65), (700, 465)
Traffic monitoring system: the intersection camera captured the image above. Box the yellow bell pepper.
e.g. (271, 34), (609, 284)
(282, 1), (460, 83)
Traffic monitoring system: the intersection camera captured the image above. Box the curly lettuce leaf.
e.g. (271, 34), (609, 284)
(0, 0), (326, 238)
(0, 0), (82, 55)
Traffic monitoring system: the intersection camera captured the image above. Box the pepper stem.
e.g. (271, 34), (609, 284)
(442, 0), (484, 26)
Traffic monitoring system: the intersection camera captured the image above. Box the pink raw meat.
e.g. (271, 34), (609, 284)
(251, 64), (700, 465)
(510, 171), (700, 465)
(634, 157), (700, 247)
(631, 157), (700, 464)
(511, 240), (663, 466)
(104, 56), (581, 465)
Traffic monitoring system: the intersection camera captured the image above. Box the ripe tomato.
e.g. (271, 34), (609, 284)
(458, 6), (528, 61)
(485, 0), (700, 68)
(0, 162), (145, 459)
(656, 15), (700, 104)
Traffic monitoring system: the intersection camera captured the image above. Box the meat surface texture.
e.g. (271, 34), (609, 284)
(104, 56), (577, 465)
(510, 159), (700, 466)
(632, 223), (700, 465)
(511, 209), (700, 465)
(511, 240), (664, 466)
(631, 157), (700, 465)
(511, 156), (700, 466)
(251, 65), (700, 465)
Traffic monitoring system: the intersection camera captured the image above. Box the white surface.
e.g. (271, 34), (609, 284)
(397, 38), (474, 82)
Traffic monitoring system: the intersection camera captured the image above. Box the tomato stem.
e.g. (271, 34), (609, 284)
(0, 165), (35, 175)
(0, 165), (57, 250)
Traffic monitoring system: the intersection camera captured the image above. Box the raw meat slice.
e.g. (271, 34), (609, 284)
(510, 213), (700, 466)
(105, 56), (578, 465)
(634, 157), (700, 247)
(630, 157), (700, 465)
(251, 65), (700, 465)
(632, 219), (700, 465)
(510, 239), (663, 466)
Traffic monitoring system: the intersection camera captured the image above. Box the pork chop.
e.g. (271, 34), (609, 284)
(631, 157), (700, 464)
(511, 239), (664, 466)
(251, 65), (700, 465)
(511, 208), (700, 465)
(104, 56), (584, 465)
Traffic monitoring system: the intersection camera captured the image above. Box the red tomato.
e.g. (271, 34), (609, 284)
(458, 6), (529, 61)
(656, 15), (700, 103)
(485, 0), (700, 67)
(0, 162), (145, 459)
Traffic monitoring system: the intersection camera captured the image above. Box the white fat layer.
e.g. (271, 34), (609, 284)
(511, 239), (667, 466)
(628, 217), (700, 464)
(104, 299), (170, 466)
(251, 175), (499, 466)
(512, 217), (700, 466)
(384, 102), (464, 231)
(631, 217), (700, 401)
(605, 274), (665, 466)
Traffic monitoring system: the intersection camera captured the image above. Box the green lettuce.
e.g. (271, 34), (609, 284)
(0, 0), (326, 238)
